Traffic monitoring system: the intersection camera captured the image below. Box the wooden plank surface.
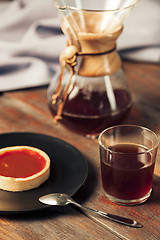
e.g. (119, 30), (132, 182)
(0, 61), (159, 240)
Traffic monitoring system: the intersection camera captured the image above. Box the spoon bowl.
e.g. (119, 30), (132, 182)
(39, 193), (72, 206)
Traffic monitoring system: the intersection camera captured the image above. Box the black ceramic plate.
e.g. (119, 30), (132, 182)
(0, 132), (88, 213)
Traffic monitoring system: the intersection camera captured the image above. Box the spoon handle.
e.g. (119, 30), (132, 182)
(70, 200), (143, 228)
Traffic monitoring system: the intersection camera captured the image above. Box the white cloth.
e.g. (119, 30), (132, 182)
(118, 0), (160, 63)
(0, 0), (65, 91)
(0, 0), (159, 92)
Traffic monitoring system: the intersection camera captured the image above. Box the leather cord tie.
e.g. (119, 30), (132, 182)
(52, 45), (116, 123)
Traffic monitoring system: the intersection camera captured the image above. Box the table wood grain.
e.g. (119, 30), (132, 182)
(0, 61), (159, 240)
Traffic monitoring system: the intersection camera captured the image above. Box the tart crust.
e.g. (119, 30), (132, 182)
(0, 146), (50, 192)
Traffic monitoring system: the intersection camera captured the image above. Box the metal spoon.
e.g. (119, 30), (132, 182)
(39, 193), (143, 228)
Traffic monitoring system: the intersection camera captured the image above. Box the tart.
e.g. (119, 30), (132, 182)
(0, 146), (50, 192)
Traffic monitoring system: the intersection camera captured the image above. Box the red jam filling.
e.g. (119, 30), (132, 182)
(0, 149), (46, 178)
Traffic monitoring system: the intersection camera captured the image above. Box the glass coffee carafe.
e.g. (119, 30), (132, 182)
(48, 0), (140, 137)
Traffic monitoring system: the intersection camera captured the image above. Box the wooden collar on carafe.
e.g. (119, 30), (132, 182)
(52, 39), (121, 123)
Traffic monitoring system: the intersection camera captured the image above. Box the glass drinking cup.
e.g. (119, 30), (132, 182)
(98, 125), (159, 205)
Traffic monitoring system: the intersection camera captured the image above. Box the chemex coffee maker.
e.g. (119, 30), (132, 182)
(48, 0), (140, 137)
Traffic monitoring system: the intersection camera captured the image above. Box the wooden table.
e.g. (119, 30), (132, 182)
(0, 61), (160, 240)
